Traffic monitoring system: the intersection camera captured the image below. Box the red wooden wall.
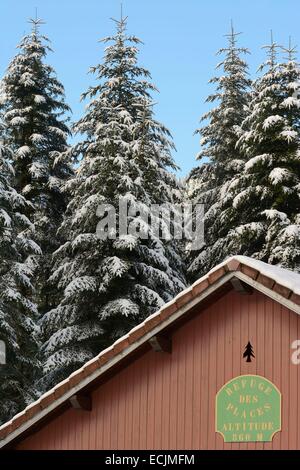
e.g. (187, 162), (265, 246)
(15, 289), (300, 449)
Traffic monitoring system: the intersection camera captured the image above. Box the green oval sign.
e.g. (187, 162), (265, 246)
(216, 375), (281, 443)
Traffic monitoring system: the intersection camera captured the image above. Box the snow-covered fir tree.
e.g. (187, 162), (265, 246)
(187, 24), (251, 279)
(0, 125), (40, 423)
(224, 36), (300, 270)
(0, 17), (73, 316)
(40, 16), (186, 388)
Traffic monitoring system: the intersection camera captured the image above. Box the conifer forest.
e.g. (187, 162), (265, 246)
(0, 9), (300, 424)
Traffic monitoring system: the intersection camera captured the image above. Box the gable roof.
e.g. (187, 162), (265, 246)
(0, 255), (299, 448)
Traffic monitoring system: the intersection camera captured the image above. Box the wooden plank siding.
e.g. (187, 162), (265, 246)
(16, 289), (300, 450)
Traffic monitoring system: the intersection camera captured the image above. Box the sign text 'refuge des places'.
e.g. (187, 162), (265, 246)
(216, 375), (281, 443)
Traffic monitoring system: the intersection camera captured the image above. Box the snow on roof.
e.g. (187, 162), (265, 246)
(234, 256), (300, 295)
(209, 255), (300, 296)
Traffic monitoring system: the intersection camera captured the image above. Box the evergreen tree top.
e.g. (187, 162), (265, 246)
(0, 15), (73, 253)
(74, 15), (178, 176)
(16, 16), (52, 60)
(81, 15), (156, 109)
(28, 15), (46, 34)
(196, 23), (251, 166)
(1, 17), (71, 158)
(3, 17), (70, 114)
(217, 21), (250, 61)
(282, 37), (298, 62)
(260, 31), (281, 72)
(238, 33), (300, 159)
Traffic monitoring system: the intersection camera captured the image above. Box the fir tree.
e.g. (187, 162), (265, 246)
(261, 39), (300, 269)
(225, 35), (300, 270)
(243, 341), (255, 362)
(187, 24), (251, 279)
(40, 15), (186, 388)
(0, 17), (73, 315)
(0, 126), (40, 423)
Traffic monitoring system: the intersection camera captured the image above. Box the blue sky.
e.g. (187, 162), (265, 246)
(0, 0), (299, 176)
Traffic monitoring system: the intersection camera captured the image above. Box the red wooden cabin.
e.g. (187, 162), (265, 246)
(1, 255), (300, 450)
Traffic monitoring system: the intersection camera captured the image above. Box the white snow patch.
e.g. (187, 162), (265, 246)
(30, 134), (46, 144)
(280, 129), (298, 142)
(282, 224), (300, 238)
(281, 97), (300, 109)
(245, 154), (270, 171)
(269, 167), (291, 184)
(10, 116), (27, 126)
(0, 209), (11, 227)
(100, 299), (139, 319)
(262, 209), (288, 221)
(34, 95), (46, 104)
(16, 146), (31, 158)
(262, 115), (283, 130)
